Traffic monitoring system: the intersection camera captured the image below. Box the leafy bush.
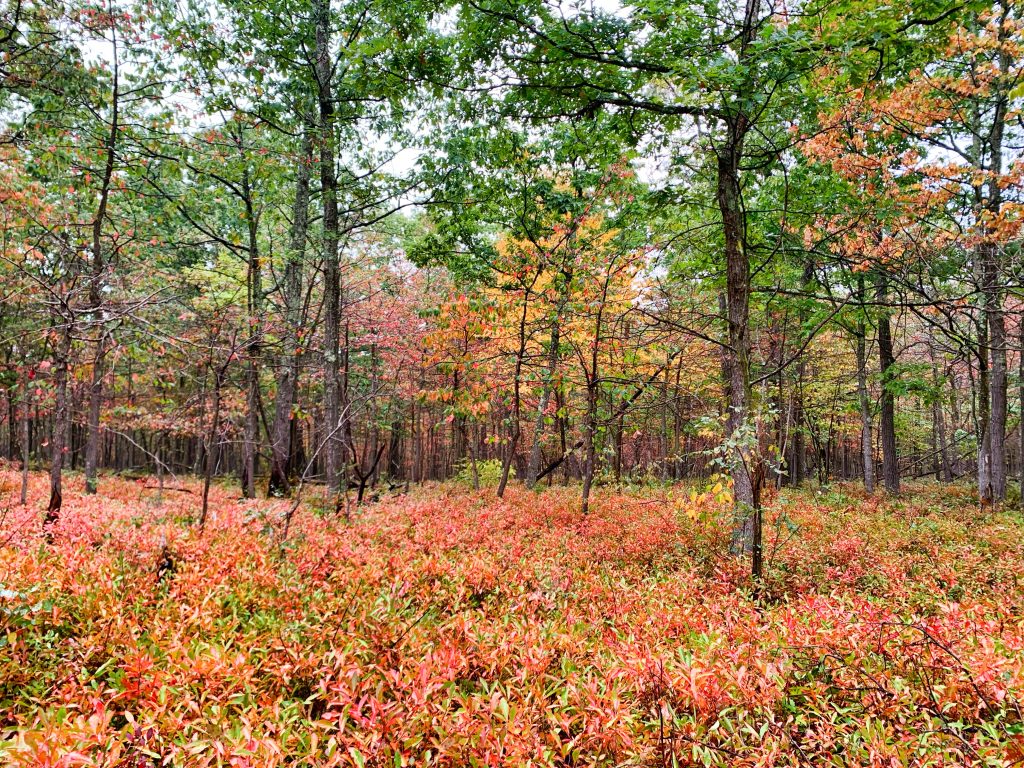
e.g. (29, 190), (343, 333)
(1, 472), (1022, 766)
(453, 457), (510, 488)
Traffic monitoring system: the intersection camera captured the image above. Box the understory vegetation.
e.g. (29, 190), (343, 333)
(1, 470), (1022, 766)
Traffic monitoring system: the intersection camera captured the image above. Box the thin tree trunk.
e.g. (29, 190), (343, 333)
(985, 247), (1007, 501)
(976, 306), (992, 502)
(1019, 319), (1024, 506)
(84, 29), (119, 496)
(387, 416), (403, 482)
(856, 276), (875, 494)
(985, 20), (1009, 502)
(21, 370), (30, 505)
(6, 386), (14, 462)
(200, 360), (229, 530)
(85, 338), (107, 494)
(930, 349), (953, 482)
(875, 275), (899, 494)
(463, 422), (480, 491)
(156, 433), (164, 504)
(661, 352), (670, 480)
(527, 286), (566, 488)
(241, 161), (262, 499)
(498, 289), (531, 497)
(580, 381), (597, 515)
(46, 322), (73, 522)
(580, 267), (612, 514)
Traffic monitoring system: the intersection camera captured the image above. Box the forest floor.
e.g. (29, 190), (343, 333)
(0, 469), (1023, 767)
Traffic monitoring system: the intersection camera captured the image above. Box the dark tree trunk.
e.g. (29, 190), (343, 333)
(387, 417), (403, 481)
(930, 350), (953, 482)
(719, 145), (755, 550)
(580, 381), (597, 515)
(46, 323), (73, 522)
(527, 279), (567, 488)
(498, 289), (531, 497)
(85, 35), (118, 496)
(268, 132), (312, 497)
(856, 275), (875, 493)
(21, 370), (30, 505)
(241, 161), (262, 499)
(316, 0), (343, 506)
(200, 360), (229, 530)
(85, 340), (106, 494)
(856, 328), (876, 494)
(984, 245), (1007, 502)
(985, 28), (1010, 502)
(875, 276), (899, 494)
(715, 0), (761, 560)
(1019, 321), (1024, 506)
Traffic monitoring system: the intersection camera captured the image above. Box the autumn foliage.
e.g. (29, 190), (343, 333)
(0, 470), (1021, 766)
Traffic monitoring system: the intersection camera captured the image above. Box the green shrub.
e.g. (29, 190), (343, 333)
(454, 458), (510, 488)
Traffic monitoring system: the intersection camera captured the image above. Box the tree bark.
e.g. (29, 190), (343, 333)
(268, 132), (312, 497)
(716, 0), (761, 558)
(719, 146), (755, 551)
(200, 358), (230, 531)
(1019, 320), (1024, 506)
(498, 284), (532, 497)
(526, 295), (563, 488)
(580, 379), (598, 515)
(987, 10), (1010, 502)
(84, 29), (118, 496)
(875, 275), (899, 494)
(46, 321), (73, 522)
(930, 348), (953, 482)
(580, 273), (608, 515)
(316, 0), (343, 506)
(241, 161), (262, 499)
(983, 246), (1007, 502)
(856, 318), (875, 494)
(20, 368), (30, 505)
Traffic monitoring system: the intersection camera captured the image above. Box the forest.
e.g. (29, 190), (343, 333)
(1, 0), (1024, 764)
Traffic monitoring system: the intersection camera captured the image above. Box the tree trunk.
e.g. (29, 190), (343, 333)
(580, 381), (597, 515)
(718, 147), (755, 551)
(930, 349), (953, 482)
(316, 0), (343, 506)
(200, 360), (229, 530)
(661, 352), (671, 481)
(85, 34), (118, 496)
(85, 338), (107, 495)
(387, 417), (403, 481)
(241, 162), (262, 500)
(856, 322), (875, 494)
(1019, 320), (1024, 506)
(21, 370), (30, 505)
(527, 284), (566, 488)
(875, 275), (899, 494)
(985, 21), (1010, 502)
(976, 301), (992, 502)
(268, 132), (312, 497)
(984, 246), (1007, 502)
(580, 267), (612, 514)
(716, 0), (761, 559)
(46, 322), (73, 523)
(498, 290), (531, 497)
